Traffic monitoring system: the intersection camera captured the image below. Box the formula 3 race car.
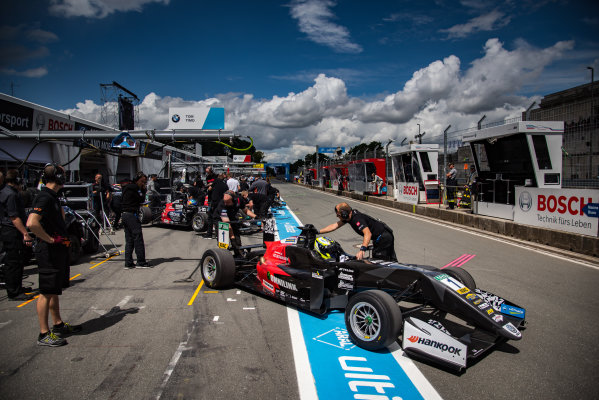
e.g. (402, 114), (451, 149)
(200, 224), (526, 370)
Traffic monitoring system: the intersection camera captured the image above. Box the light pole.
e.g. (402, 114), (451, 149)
(588, 66), (594, 179)
(386, 139), (395, 197)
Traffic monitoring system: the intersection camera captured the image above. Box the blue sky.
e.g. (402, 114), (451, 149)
(1, 0), (598, 162)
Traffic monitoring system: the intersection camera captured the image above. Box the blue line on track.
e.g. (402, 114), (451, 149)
(272, 206), (425, 400)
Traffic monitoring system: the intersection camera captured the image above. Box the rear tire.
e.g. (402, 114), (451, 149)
(68, 234), (81, 264)
(192, 212), (207, 232)
(344, 290), (402, 351)
(82, 227), (99, 254)
(444, 266), (476, 289)
(201, 248), (236, 289)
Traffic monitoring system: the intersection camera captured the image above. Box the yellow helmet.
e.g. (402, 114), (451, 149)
(314, 237), (340, 260)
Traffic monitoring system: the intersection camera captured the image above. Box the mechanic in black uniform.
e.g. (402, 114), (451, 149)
(203, 173), (228, 238)
(0, 169), (34, 301)
(319, 202), (397, 261)
(213, 191), (256, 254)
(121, 172), (150, 269)
(92, 173), (112, 223)
(27, 164), (82, 347)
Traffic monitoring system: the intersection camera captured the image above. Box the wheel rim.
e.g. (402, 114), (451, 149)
(193, 215), (204, 230)
(349, 301), (381, 342)
(202, 256), (217, 282)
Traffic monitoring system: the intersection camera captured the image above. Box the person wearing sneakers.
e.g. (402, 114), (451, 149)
(0, 169), (34, 301)
(27, 164), (82, 347)
(121, 172), (150, 269)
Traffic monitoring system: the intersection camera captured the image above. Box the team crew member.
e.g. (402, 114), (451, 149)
(121, 172), (150, 269)
(0, 170), (34, 301)
(213, 191), (256, 253)
(203, 173), (228, 238)
(92, 173), (112, 222)
(319, 202), (397, 261)
(248, 176), (268, 195)
(27, 164), (82, 347)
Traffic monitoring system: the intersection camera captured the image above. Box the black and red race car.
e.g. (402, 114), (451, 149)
(200, 224), (526, 370)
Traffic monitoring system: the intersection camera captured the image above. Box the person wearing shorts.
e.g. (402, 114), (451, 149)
(27, 164), (81, 347)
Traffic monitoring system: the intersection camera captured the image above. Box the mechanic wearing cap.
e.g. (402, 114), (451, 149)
(213, 191), (256, 254)
(121, 172), (149, 269)
(27, 164), (82, 347)
(0, 169), (34, 301)
(319, 202), (397, 261)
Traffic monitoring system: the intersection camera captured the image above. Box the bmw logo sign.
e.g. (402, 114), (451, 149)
(519, 191), (532, 212)
(171, 114), (180, 123)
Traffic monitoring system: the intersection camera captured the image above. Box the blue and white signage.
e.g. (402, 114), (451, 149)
(167, 107), (224, 130)
(319, 147), (345, 154)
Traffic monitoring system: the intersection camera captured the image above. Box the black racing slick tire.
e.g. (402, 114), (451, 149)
(192, 212), (208, 232)
(344, 290), (402, 351)
(201, 248), (236, 289)
(139, 206), (153, 224)
(82, 228), (100, 254)
(68, 234), (81, 264)
(444, 267), (476, 289)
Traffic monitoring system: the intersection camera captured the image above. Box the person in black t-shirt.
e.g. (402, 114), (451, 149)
(27, 164), (82, 347)
(319, 202), (397, 261)
(92, 173), (112, 222)
(212, 191), (256, 253)
(121, 172), (149, 268)
(203, 173), (228, 238)
(0, 169), (34, 301)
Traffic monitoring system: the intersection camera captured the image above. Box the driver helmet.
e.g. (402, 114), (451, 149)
(187, 198), (198, 206)
(314, 237), (342, 261)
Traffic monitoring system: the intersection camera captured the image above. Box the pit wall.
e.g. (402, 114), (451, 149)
(298, 184), (599, 258)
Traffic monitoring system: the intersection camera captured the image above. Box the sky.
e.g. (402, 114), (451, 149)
(1, 0), (598, 163)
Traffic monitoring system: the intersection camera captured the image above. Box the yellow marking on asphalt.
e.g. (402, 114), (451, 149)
(70, 274), (81, 280)
(17, 295), (39, 308)
(204, 291), (218, 293)
(187, 280), (204, 306)
(89, 253), (119, 269)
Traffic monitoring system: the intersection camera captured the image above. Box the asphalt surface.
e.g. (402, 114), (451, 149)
(1, 182), (598, 400)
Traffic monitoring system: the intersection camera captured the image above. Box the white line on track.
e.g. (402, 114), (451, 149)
(213, 316), (219, 322)
(314, 190), (599, 271)
(227, 298), (237, 302)
(0, 320), (12, 329)
(282, 202), (441, 400)
(155, 319), (198, 400)
(243, 307), (255, 310)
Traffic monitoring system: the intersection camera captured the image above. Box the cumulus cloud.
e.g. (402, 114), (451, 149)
(288, 0), (362, 53)
(49, 0), (170, 19)
(0, 67), (48, 78)
(440, 10), (511, 39)
(61, 39), (573, 163)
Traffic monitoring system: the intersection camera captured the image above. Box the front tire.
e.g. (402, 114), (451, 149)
(344, 290), (402, 351)
(201, 248), (236, 289)
(192, 212), (207, 232)
(444, 266), (476, 289)
(139, 206), (153, 224)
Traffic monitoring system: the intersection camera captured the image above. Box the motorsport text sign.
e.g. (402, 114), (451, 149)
(514, 187), (599, 236)
(167, 107), (224, 130)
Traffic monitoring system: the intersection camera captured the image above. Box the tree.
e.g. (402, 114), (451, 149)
(252, 151), (265, 163)
(348, 141), (383, 155)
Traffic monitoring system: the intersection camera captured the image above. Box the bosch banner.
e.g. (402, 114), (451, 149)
(514, 187), (599, 236)
(396, 183), (419, 205)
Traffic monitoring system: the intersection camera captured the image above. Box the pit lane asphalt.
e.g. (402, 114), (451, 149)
(0, 182), (598, 400)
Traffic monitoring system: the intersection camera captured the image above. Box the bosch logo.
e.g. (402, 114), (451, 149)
(538, 194), (593, 216)
(402, 186), (418, 196)
(519, 191), (532, 212)
(171, 114), (180, 123)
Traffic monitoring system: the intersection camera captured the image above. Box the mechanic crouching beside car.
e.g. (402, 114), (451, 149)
(121, 172), (150, 269)
(214, 191), (256, 255)
(319, 202), (397, 261)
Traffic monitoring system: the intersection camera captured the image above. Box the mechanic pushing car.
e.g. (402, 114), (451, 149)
(213, 191), (256, 255)
(319, 202), (397, 261)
